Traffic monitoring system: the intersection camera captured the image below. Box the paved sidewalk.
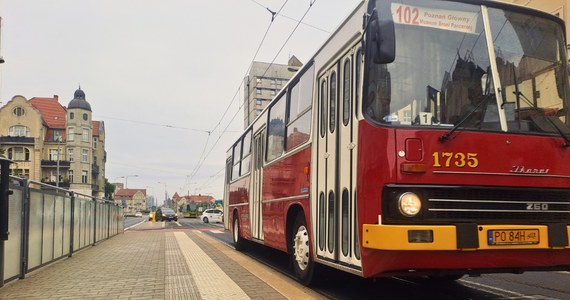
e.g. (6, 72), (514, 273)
(0, 222), (324, 300)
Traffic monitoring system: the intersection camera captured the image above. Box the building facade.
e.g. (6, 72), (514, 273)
(243, 56), (303, 128)
(0, 88), (106, 198)
(114, 188), (147, 214)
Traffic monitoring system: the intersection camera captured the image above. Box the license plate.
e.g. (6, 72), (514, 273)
(487, 229), (539, 245)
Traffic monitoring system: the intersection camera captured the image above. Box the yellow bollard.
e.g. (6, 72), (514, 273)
(152, 211), (156, 223)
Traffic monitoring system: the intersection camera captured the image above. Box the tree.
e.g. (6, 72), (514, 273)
(104, 178), (116, 200)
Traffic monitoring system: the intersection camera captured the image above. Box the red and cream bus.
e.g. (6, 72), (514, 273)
(224, 0), (570, 285)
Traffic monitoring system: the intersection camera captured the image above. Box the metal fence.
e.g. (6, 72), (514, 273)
(0, 158), (124, 287)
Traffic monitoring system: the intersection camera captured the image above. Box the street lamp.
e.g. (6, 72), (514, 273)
(117, 174), (138, 188)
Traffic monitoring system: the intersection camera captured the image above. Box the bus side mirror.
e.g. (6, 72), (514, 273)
(370, 17), (395, 64)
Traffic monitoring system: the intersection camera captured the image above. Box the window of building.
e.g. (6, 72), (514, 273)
(54, 130), (63, 142)
(7, 147), (30, 161)
(49, 149), (61, 161)
(82, 149), (89, 163)
(93, 138), (97, 149)
(13, 107), (25, 117)
(256, 88), (262, 95)
(68, 128), (75, 141)
(270, 89), (276, 96)
(8, 125), (30, 137)
(82, 128), (89, 142)
(68, 170), (74, 183)
(83, 113), (88, 121)
(68, 148), (74, 162)
(70, 112), (74, 120)
(82, 170), (88, 184)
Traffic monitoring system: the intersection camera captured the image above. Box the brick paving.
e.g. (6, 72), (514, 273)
(0, 221), (324, 300)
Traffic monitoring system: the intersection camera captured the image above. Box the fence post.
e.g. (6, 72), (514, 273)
(92, 200), (97, 246)
(68, 192), (75, 258)
(19, 178), (29, 280)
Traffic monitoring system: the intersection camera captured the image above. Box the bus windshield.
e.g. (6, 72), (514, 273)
(365, 0), (570, 134)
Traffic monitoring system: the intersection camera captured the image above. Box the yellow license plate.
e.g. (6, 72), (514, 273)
(488, 229), (539, 245)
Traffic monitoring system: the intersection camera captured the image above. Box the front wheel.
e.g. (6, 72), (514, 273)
(203, 217), (209, 223)
(233, 213), (246, 251)
(290, 213), (315, 286)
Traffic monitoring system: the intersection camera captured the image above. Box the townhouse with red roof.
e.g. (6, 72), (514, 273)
(114, 188), (147, 214)
(0, 87), (106, 198)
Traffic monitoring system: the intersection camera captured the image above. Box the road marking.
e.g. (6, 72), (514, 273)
(173, 232), (250, 299)
(460, 279), (525, 298)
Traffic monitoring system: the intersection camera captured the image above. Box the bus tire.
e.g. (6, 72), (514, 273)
(290, 213), (315, 286)
(233, 213), (246, 251)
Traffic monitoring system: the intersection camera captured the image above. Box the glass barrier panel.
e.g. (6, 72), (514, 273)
(4, 187), (23, 280)
(28, 190), (43, 269)
(53, 195), (64, 259)
(42, 193), (55, 264)
(63, 196), (71, 256)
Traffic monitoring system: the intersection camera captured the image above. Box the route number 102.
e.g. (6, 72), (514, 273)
(395, 5), (420, 25)
(432, 152), (479, 168)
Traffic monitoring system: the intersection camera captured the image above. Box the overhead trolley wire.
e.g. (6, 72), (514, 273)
(182, 0), (319, 195)
(180, 0), (290, 193)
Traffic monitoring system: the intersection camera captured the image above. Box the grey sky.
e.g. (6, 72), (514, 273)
(0, 0), (361, 203)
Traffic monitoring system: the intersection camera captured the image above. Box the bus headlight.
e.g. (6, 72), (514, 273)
(398, 192), (421, 217)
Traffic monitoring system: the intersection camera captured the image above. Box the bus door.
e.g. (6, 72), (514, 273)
(316, 49), (361, 268)
(250, 130), (265, 241)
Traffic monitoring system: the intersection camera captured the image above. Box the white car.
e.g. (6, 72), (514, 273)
(201, 209), (223, 223)
(135, 212), (142, 217)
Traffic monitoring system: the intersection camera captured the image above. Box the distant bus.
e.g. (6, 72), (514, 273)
(224, 0), (570, 285)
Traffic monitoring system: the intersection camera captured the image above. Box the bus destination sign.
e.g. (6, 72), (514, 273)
(391, 3), (479, 34)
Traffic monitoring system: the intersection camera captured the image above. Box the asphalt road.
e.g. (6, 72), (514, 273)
(127, 217), (570, 300)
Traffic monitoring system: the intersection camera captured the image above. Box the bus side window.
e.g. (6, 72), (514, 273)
(267, 94), (286, 162)
(232, 140), (241, 181)
(241, 130), (252, 176)
(287, 64), (314, 151)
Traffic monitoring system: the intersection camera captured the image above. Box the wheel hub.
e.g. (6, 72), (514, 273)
(293, 225), (309, 271)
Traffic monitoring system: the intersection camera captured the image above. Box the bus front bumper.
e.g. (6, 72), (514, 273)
(362, 223), (570, 251)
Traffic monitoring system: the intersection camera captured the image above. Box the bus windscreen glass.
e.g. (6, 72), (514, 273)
(365, 0), (570, 135)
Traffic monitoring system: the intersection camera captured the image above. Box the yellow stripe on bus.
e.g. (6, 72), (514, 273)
(362, 224), (570, 251)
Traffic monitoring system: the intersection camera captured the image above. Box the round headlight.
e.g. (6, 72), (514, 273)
(398, 192), (421, 217)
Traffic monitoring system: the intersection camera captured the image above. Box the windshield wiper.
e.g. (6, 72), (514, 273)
(545, 116), (570, 148)
(440, 94), (493, 142)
